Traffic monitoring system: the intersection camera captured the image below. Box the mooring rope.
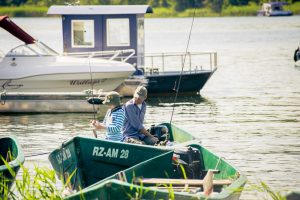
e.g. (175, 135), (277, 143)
(170, 8), (196, 124)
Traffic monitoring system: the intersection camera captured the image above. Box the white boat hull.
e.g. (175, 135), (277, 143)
(0, 56), (134, 93)
(0, 71), (131, 92)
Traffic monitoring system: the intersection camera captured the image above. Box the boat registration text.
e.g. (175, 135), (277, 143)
(92, 146), (129, 159)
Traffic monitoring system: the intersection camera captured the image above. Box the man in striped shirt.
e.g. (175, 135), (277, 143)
(91, 91), (125, 141)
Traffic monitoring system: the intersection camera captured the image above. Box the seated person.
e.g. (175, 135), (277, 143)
(122, 86), (158, 145)
(91, 91), (124, 141)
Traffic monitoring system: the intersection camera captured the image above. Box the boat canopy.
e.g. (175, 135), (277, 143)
(0, 16), (35, 44)
(47, 5), (153, 15)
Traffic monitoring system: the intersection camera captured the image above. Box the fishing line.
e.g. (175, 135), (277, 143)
(170, 8), (196, 124)
(88, 55), (98, 138)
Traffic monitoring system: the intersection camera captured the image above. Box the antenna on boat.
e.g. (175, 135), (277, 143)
(88, 55), (98, 138)
(169, 8), (196, 124)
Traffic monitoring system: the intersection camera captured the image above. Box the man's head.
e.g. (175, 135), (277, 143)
(134, 86), (147, 104)
(103, 91), (121, 108)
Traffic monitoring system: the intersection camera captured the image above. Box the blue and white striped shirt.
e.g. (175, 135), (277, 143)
(103, 106), (125, 141)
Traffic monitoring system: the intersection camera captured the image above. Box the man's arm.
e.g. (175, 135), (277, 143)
(139, 127), (153, 137)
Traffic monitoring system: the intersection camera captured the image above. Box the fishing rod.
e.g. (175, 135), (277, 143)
(88, 55), (98, 138)
(170, 8), (196, 124)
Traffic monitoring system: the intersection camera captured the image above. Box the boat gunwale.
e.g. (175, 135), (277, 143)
(0, 135), (24, 171)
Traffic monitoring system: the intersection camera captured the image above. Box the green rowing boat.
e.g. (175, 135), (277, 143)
(49, 123), (195, 190)
(49, 123), (247, 199)
(0, 135), (25, 195)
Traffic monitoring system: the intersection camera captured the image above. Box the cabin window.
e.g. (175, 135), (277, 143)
(71, 20), (94, 48)
(106, 18), (130, 47)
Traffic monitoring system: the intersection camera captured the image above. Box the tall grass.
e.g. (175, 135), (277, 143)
(0, 155), (76, 200)
(248, 181), (287, 200)
(0, 155), (293, 200)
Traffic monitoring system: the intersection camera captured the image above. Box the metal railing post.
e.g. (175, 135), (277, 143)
(188, 52), (191, 73)
(209, 53), (212, 70)
(214, 52), (218, 69)
(162, 53), (165, 72)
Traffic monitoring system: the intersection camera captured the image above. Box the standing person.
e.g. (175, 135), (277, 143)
(294, 46), (300, 62)
(122, 86), (158, 145)
(91, 91), (125, 141)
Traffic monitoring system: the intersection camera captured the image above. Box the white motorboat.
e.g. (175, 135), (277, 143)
(0, 16), (135, 94)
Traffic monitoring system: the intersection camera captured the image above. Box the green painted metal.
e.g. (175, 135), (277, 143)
(49, 123), (247, 199)
(65, 142), (247, 200)
(49, 123), (195, 190)
(162, 123), (196, 144)
(49, 136), (172, 190)
(0, 135), (25, 194)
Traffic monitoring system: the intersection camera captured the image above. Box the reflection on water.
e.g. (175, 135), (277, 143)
(1, 16), (300, 199)
(147, 95), (207, 106)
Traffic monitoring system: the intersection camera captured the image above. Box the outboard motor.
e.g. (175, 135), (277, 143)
(149, 125), (169, 142)
(172, 147), (204, 179)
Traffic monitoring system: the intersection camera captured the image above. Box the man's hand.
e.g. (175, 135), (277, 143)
(90, 120), (106, 130)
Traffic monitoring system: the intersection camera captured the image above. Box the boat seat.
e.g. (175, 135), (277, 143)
(133, 178), (232, 186)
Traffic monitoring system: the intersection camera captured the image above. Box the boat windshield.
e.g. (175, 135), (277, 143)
(7, 41), (58, 57)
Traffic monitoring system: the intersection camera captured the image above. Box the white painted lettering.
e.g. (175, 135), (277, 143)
(92, 147), (99, 156)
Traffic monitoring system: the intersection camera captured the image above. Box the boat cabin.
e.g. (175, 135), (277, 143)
(47, 5), (153, 67)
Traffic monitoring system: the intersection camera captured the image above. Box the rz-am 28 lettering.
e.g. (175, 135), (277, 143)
(92, 146), (129, 159)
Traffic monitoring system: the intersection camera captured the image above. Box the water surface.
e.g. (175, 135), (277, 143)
(1, 16), (300, 199)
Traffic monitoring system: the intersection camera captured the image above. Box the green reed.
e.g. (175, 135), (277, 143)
(0, 153), (291, 200)
(247, 181), (287, 200)
(0, 155), (77, 200)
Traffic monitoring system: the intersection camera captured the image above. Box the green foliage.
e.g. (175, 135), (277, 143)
(0, 156), (77, 200)
(0, 6), (48, 17)
(222, 2), (259, 16)
(247, 181), (287, 200)
(0, 0), (300, 17)
(289, 1), (300, 14)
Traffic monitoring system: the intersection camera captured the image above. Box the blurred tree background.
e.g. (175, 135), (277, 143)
(0, 0), (299, 14)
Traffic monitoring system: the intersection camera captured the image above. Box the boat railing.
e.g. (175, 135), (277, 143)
(64, 49), (135, 62)
(100, 51), (218, 73)
(142, 51), (218, 74)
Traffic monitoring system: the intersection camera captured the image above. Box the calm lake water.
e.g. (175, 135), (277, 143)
(1, 16), (300, 199)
